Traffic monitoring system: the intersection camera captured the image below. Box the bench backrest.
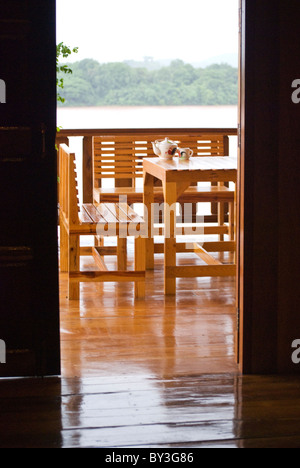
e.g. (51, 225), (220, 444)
(93, 132), (229, 188)
(59, 144), (80, 226)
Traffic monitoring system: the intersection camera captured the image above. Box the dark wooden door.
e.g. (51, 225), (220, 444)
(235, 0), (243, 366)
(0, 0), (60, 377)
(237, 0), (300, 374)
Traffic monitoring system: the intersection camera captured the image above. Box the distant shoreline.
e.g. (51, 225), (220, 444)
(58, 61), (238, 107)
(57, 104), (237, 111)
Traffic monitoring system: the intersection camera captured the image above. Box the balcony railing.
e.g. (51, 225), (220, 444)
(56, 127), (238, 204)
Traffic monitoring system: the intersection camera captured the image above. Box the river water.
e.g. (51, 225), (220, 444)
(57, 105), (238, 129)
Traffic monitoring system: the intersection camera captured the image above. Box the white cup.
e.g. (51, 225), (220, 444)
(179, 148), (193, 160)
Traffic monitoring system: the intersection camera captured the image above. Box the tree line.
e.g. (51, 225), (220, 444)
(57, 58), (238, 107)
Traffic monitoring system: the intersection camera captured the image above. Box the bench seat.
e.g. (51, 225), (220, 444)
(59, 144), (146, 300)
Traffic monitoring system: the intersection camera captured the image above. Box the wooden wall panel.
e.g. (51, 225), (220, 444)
(239, 0), (300, 374)
(0, 0), (60, 377)
(276, 1), (300, 373)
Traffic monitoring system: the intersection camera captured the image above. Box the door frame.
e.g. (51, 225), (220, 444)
(0, 0), (60, 378)
(236, 0), (300, 374)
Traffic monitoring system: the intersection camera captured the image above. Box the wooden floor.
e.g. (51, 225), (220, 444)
(60, 243), (238, 379)
(1, 244), (300, 448)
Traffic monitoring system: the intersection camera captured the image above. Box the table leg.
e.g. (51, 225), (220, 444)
(69, 234), (80, 300)
(143, 172), (155, 269)
(117, 237), (127, 270)
(134, 235), (146, 299)
(164, 181), (177, 295)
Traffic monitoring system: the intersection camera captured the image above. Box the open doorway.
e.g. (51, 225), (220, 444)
(56, 0), (240, 379)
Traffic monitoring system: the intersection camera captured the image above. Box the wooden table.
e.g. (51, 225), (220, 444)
(143, 156), (238, 295)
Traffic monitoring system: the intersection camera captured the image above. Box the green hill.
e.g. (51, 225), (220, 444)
(57, 59), (238, 107)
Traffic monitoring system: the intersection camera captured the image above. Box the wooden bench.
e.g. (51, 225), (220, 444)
(59, 144), (145, 300)
(92, 132), (235, 236)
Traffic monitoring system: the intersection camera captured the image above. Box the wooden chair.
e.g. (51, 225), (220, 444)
(92, 132), (235, 236)
(59, 144), (145, 300)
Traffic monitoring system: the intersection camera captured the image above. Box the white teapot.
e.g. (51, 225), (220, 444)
(152, 138), (179, 160)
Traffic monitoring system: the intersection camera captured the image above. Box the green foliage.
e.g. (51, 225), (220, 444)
(56, 42), (79, 103)
(57, 58), (238, 107)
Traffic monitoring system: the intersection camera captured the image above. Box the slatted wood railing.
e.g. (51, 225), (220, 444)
(93, 132), (231, 190)
(56, 128), (237, 203)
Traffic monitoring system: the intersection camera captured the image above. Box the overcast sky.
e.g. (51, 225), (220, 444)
(56, 0), (239, 64)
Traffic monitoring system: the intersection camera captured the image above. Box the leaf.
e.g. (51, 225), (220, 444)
(56, 42), (79, 105)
